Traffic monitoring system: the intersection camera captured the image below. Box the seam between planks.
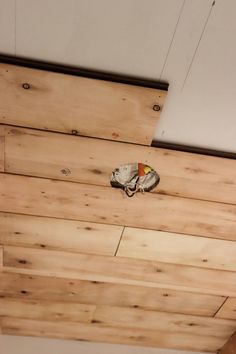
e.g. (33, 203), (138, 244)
(114, 227), (125, 257)
(213, 297), (229, 318)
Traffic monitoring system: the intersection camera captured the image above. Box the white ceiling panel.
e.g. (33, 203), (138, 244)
(0, 335), (213, 354)
(155, 0), (236, 152)
(0, 0), (15, 54)
(15, 0), (183, 78)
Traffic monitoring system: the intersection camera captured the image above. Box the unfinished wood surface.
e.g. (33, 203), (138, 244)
(93, 305), (236, 338)
(118, 228), (236, 271)
(0, 272), (225, 317)
(0, 64), (166, 145)
(220, 332), (236, 354)
(0, 212), (122, 256)
(1, 317), (228, 352)
(216, 298), (236, 320)
(1, 297), (236, 343)
(0, 125), (4, 172)
(4, 126), (236, 206)
(1, 173), (236, 240)
(0, 245), (3, 268)
(4, 246), (236, 297)
(0, 297), (95, 323)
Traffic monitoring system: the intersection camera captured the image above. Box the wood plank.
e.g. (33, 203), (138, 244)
(0, 125), (4, 172)
(0, 272), (225, 317)
(118, 228), (236, 271)
(4, 126), (236, 206)
(0, 63), (166, 145)
(0, 212), (122, 256)
(1, 173), (236, 240)
(216, 298), (236, 320)
(1, 317), (228, 352)
(4, 246), (236, 297)
(220, 332), (236, 354)
(0, 245), (3, 269)
(0, 297), (95, 323)
(1, 298), (235, 350)
(93, 305), (236, 338)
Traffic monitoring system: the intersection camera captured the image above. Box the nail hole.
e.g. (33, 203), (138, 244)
(71, 130), (79, 135)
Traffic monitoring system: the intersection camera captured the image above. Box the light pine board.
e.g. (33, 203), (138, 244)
(0, 297), (235, 341)
(1, 297), (234, 338)
(93, 305), (236, 338)
(4, 246), (236, 297)
(118, 228), (236, 271)
(0, 272), (225, 317)
(0, 245), (3, 268)
(216, 298), (236, 320)
(0, 64), (166, 145)
(4, 126), (236, 206)
(0, 212), (122, 256)
(0, 125), (4, 172)
(0, 297), (95, 323)
(1, 173), (236, 240)
(1, 317), (228, 352)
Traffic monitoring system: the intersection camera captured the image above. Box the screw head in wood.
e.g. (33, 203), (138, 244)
(153, 104), (161, 112)
(22, 83), (30, 90)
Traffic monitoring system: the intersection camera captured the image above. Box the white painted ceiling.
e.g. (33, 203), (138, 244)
(1, 0), (236, 153)
(0, 335), (213, 354)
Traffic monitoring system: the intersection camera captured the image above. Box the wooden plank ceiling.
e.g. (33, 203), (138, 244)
(0, 62), (236, 353)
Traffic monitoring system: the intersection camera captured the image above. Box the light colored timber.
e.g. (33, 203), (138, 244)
(0, 63), (166, 145)
(4, 126), (236, 206)
(0, 272), (225, 317)
(0, 212), (122, 256)
(216, 298), (236, 320)
(1, 317), (228, 352)
(118, 228), (236, 271)
(0, 298), (236, 346)
(93, 305), (236, 338)
(220, 332), (236, 354)
(1, 174), (236, 240)
(0, 125), (4, 172)
(0, 297), (95, 323)
(0, 245), (3, 269)
(4, 246), (236, 297)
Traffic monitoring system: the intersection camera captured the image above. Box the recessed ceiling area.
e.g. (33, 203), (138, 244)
(1, 0), (236, 152)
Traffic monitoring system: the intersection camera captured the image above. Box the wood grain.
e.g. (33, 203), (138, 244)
(0, 272), (225, 317)
(0, 245), (3, 269)
(118, 228), (236, 271)
(4, 246), (236, 297)
(0, 63), (166, 145)
(93, 305), (236, 338)
(2, 297), (234, 339)
(0, 297), (95, 323)
(216, 298), (236, 320)
(1, 297), (235, 347)
(4, 126), (236, 206)
(0, 212), (122, 256)
(220, 332), (236, 354)
(0, 125), (4, 172)
(1, 317), (228, 352)
(1, 173), (236, 240)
